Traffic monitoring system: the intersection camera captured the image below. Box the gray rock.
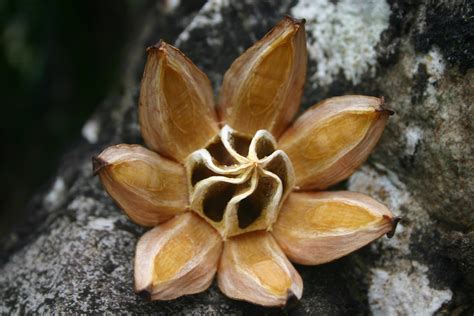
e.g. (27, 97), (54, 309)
(1, 0), (472, 314)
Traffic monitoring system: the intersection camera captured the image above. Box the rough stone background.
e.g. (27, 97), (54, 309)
(1, 0), (473, 314)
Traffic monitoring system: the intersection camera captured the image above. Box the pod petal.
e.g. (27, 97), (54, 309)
(218, 16), (307, 137)
(139, 41), (219, 162)
(93, 144), (188, 226)
(278, 95), (391, 190)
(218, 231), (303, 306)
(134, 212), (222, 300)
(273, 191), (397, 265)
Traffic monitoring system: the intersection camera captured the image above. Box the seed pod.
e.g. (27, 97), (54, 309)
(278, 95), (392, 190)
(272, 191), (398, 265)
(218, 16), (307, 137)
(93, 144), (188, 226)
(135, 212), (222, 300)
(139, 41), (219, 163)
(185, 126), (294, 239)
(218, 231), (303, 306)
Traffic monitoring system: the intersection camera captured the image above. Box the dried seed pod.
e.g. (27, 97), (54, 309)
(218, 16), (307, 137)
(218, 231), (303, 306)
(135, 212), (222, 300)
(272, 191), (397, 265)
(185, 126), (295, 239)
(94, 144), (188, 226)
(278, 95), (392, 190)
(139, 41), (219, 163)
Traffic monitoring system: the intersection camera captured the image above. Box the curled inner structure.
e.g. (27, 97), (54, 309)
(185, 125), (295, 239)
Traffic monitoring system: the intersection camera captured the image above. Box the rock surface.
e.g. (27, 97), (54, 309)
(1, 0), (473, 314)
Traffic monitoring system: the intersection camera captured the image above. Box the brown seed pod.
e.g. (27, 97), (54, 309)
(273, 191), (396, 265)
(218, 16), (307, 138)
(135, 212), (222, 300)
(279, 95), (392, 190)
(94, 144), (188, 226)
(139, 41), (219, 163)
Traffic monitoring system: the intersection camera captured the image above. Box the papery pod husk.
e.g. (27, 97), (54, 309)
(93, 144), (188, 226)
(218, 231), (303, 306)
(278, 95), (392, 190)
(135, 212), (222, 300)
(272, 191), (398, 265)
(139, 41), (219, 163)
(218, 16), (307, 137)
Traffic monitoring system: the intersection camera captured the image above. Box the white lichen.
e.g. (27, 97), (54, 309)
(176, 0), (230, 45)
(349, 165), (409, 212)
(369, 261), (452, 316)
(349, 166), (451, 314)
(291, 0), (391, 87)
(43, 177), (67, 210)
(405, 126), (423, 156)
(81, 118), (100, 144)
(68, 196), (97, 214)
(87, 217), (116, 231)
(414, 47), (446, 82)
(410, 47), (447, 111)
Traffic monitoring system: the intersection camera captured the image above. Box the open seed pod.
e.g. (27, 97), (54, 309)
(185, 125), (295, 239)
(92, 14), (400, 309)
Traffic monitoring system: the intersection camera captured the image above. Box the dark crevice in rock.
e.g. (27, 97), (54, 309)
(411, 63), (429, 105)
(378, 0), (422, 67)
(413, 1), (474, 73)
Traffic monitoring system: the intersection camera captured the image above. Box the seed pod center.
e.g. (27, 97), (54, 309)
(185, 125), (295, 239)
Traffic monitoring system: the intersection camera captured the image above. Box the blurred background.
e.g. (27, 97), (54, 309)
(0, 0), (204, 237)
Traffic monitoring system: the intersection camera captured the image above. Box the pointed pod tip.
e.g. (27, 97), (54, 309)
(383, 108), (395, 116)
(385, 215), (402, 238)
(283, 15), (306, 27)
(377, 96), (395, 116)
(375, 106), (395, 116)
(146, 40), (168, 54)
(92, 156), (108, 175)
